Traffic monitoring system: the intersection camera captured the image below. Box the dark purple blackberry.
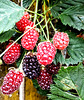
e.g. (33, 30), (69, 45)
(22, 53), (41, 79)
(37, 69), (53, 90)
(45, 63), (60, 75)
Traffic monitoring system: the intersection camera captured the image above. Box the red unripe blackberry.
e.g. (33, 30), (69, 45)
(53, 32), (69, 50)
(21, 29), (39, 50)
(16, 19), (34, 32)
(1, 70), (23, 95)
(37, 69), (53, 90)
(22, 12), (30, 19)
(46, 63), (60, 75)
(22, 53), (41, 79)
(37, 41), (56, 65)
(3, 43), (21, 64)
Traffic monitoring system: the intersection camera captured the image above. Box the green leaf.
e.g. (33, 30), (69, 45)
(59, 5), (84, 30)
(48, 64), (84, 100)
(23, 0), (32, 8)
(54, 32), (84, 65)
(50, 0), (84, 30)
(0, 0), (24, 33)
(54, 50), (65, 65)
(0, 29), (16, 43)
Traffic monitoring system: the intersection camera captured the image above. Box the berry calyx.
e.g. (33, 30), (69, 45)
(37, 41), (56, 65)
(46, 63), (60, 75)
(53, 32), (69, 50)
(22, 52), (41, 79)
(21, 29), (39, 50)
(1, 70), (23, 95)
(37, 69), (53, 90)
(3, 42), (21, 64)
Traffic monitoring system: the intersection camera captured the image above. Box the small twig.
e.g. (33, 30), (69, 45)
(21, 0), (23, 7)
(50, 21), (57, 32)
(26, 9), (44, 17)
(15, 30), (22, 33)
(37, 19), (48, 40)
(44, 1), (49, 40)
(19, 58), (25, 100)
(34, 0), (38, 25)
(28, 0), (36, 10)
(43, 18), (50, 29)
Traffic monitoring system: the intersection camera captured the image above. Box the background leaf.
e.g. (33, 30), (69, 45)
(0, 0), (24, 34)
(48, 64), (84, 100)
(59, 5), (84, 30)
(23, 0), (32, 8)
(50, 0), (84, 30)
(0, 29), (16, 43)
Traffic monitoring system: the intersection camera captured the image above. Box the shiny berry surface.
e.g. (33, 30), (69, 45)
(23, 53), (41, 79)
(37, 41), (56, 65)
(21, 29), (39, 50)
(3, 43), (21, 64)
(37, 69), (53, 90)
(46, 63), (60, 74)
(1, 70), (23, 95)
(16, 19), (34, 32)
(53, 32), (69, 50)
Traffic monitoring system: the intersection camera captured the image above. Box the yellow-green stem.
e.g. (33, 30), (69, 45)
(43, 18), (50, 29)
(28, 0), (36, 10)
(50, 21), (57, 32)
(34, 0), (38, 25)
(26, 9), (44, 17)
(44, 1), (49, 40)
(37, 19), (48, 40)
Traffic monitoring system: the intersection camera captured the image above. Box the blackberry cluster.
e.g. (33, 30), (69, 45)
(46, 63), (60, 75)
(37, 69), (53, 90)
(22, 53), (41, 79)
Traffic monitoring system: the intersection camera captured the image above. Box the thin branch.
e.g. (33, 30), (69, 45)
(44, 1), (49, 40)
(34, 0), (39, 25)
(0, 18), (44, 58)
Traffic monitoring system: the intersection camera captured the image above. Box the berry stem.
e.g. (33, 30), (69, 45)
(21, 0), (23, 7)
(26, 9), (44, 17)
(0, 18), (44, 58)
(50, 21), (57, 32)
(34, 0), (38, 25)
(28, 0), (36, 10)
(44, 1), (49, 40)
(37, 19), (48, 40)
(20, 1), (24, 100)
(15, 29), (22, 33)
(43, 18), (50, 29)
(18, 55), (25, 100)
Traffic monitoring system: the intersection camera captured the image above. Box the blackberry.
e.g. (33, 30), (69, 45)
(46, 63), (60, 75)
(37, 69), (53, 90)
(22, 53), (41, 79)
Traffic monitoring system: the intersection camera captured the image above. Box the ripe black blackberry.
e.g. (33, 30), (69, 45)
(46, 63), (60, 75)
(22, 52), (41, 79)
(37, 68), (53, 90)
